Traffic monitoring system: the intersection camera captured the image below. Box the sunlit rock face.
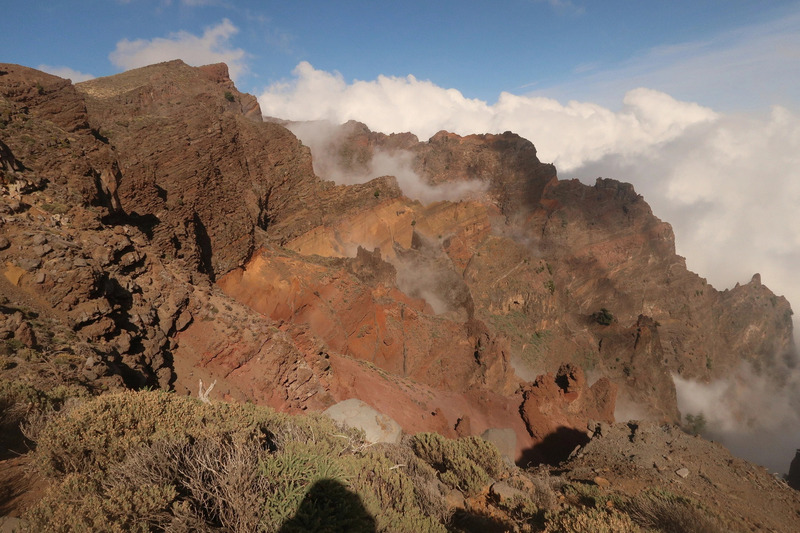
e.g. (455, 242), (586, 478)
(1, 60), (794, 468)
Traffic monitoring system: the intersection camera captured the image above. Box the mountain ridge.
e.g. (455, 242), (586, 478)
(1, 59), (798, 530)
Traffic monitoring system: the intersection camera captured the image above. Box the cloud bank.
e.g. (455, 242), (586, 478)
(674, 365), (800, 473)
(259, 62), (720, 172)
(109, 19), (247, 81)
(37, 65), (95, 83)
(258, 63), (800, 344)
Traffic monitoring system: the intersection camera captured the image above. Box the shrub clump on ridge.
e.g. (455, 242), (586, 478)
(408, 432), (507, 497)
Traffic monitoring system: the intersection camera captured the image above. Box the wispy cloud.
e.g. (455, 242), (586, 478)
(674, 364), (800, 473)
(535, 7), (800, 110)
(37, 64), (95, 82)
(286, 120), (487, 204)
(534, 0), (585, 16)
(109, 18), (247, 81)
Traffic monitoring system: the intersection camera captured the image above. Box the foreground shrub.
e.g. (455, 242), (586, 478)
(622, 488), (725, 533)
(25, 390), (445, 532)
(544, 507), (641, 532)
(409, 432), (508, 497)
(0, 379), (85, 428)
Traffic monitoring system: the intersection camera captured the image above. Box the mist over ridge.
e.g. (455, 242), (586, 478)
(259, 63), (800, 349)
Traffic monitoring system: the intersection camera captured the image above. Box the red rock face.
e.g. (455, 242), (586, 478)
(519, 364), (617, 464)
(217, 246), (513, 395)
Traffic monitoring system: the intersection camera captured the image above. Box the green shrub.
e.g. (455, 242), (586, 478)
(32, 390), (286, 477)
(544, 507), (641, 532)
(592, 308), (614, 326)
(544, 280), (556, 294)
(26, 390), (446, 532)
(259, 442), (346, 530)
(40, 202), (69, 214)
(0, 379), (85, 431)
(409, 432), (507, 497)
(348, 447), (445, 531)
(563, 482), (624, 511)
(683, 413), (706, 436)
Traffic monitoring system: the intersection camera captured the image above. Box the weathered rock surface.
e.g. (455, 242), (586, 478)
(519, 363), (617, 465)
(562, 422), (800, 531)
(76, 60), (322, 278)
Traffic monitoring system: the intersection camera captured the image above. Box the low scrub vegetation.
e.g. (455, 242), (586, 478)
(13, 390), (728, 532)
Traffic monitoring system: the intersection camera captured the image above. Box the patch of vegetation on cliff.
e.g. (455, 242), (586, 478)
(592, 308), (615, 326)
(489, 310), (552, 368)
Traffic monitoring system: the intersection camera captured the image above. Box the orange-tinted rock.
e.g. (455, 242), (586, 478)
(520, 363), (617, 464)
(217, 247), (514, 395)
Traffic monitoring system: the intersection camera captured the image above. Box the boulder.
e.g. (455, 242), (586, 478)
(490, 481), (527, 504)
(481, 428), (517, 461)
(14, 321), (37, 349)
(323, 398), (402, 444)
(788, 449), (800, 490)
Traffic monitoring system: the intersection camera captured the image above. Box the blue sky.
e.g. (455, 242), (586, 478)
(3, 0), (800, 110)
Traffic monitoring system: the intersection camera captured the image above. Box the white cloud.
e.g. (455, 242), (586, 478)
(259, 62), (717, 171)
(674, 365), (800, 473)
(37, 65), (95, 83)
(109, 18), (247, 81)
(261, 62), (496, 145)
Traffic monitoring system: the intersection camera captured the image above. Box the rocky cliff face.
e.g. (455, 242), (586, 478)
(1, 61), (795, 470)
(285, 118), (795, 419)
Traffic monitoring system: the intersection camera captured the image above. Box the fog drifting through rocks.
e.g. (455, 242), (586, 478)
(286, 120), (487, 204)
(260, 63), (800, 344)
(674, 364), (800, 473)
(261, 65), (800, 474)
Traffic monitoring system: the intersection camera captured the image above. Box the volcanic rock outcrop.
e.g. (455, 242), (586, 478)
(288, 118), (795, 419)
(0, 60), (795, 472)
